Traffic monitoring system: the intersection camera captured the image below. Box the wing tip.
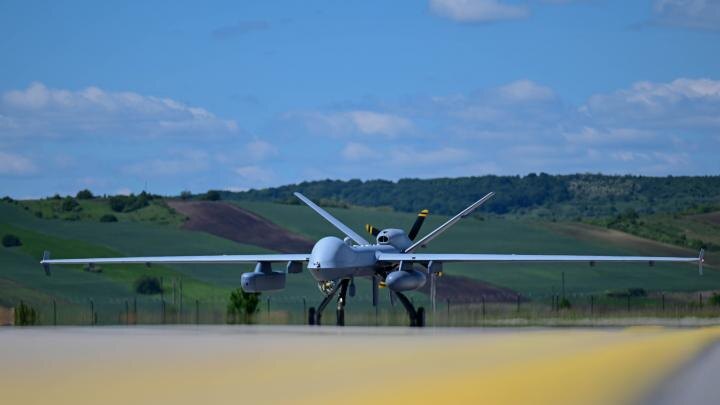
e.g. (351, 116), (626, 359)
(41, 250), (51, 276)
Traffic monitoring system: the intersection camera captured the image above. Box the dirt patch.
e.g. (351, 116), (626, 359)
(418, 275), (521, 303)
(690, 211), (720, 226)
(544, 222), (696, 257)
(0, 306), (13, 325)
(168, 201), (314, 253)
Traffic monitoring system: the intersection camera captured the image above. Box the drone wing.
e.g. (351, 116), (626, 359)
(377, 249), (706, 274)
(294, 192), (370, 245)
(40, 251), (309, 276)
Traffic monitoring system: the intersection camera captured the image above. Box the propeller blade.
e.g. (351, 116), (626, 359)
(407, 209), (429, 241)
(365, 224), (381, 237)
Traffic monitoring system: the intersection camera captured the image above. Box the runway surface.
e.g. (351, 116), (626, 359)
(2, 325), (720, 405)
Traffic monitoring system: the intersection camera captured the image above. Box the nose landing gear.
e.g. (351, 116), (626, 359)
(308, 279), (350, 326)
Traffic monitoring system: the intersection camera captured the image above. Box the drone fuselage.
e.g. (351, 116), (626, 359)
(308, 236), (399, 281)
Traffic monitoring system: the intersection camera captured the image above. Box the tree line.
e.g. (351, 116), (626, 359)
(210, 174), (720, 218)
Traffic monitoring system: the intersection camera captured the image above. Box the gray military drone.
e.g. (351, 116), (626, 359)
(41, 192), (705, 326)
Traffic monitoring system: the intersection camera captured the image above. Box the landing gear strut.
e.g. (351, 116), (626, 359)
(394, 291), (425, 327)
(308, 279), (350, 326)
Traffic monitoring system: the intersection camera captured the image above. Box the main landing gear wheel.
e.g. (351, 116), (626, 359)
(393, 291), (425, 327)
(415, 307), (425, 327)
(308, 307), (316, 325)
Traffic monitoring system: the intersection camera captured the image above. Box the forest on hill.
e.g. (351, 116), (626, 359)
(218, 174), (720, 219)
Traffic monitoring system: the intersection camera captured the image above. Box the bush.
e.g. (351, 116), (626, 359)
(180, 191), (192, 200)
(203, 190), (221, 201)
(76, 189), (94, 199)
(109, 193), (150, 213)
(134, 276), (163, 295)
(2, 234), (22, 247)
(558, 298), (571, 309)
(710, 293), (720, 307)
(226, 288), (260, 324)
(61, 197), (80, 212)
(627, 287), (647, 297)
(14, 301), (37, 326)
(99, 214), (118, 222)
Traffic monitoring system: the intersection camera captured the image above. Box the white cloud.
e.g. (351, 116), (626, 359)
(583, 78), (720, 130)
(653, 0), (720, 31)
(124, 150), (210, 176)
(0, 151), (37, 175)
(0, 82), (239, 138)
(563, 127), (656, 145)
(245, 140), (278, 160)
(496, 80), (555, 102)
(234, 165), (274, 183)
(287, 110), (413, 137)
(429, 0), (530, 22)
(342, 142), (378, 161)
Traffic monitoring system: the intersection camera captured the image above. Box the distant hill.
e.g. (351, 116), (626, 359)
(218, 174), (720, 219)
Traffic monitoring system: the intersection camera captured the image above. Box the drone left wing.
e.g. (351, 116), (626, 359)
(377, 249), (705, 274)
(40, 251), (310, 276)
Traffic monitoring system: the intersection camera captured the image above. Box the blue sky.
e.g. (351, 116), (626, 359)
(1, 0), (719, 197)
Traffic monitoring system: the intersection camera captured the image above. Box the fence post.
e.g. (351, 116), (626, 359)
(699, 293), (703, 307)
(590, 295), (594, 317)
(53, 299), (57, 326)
(267, 297), (271, 322)
(90, 299), (95, 326)
(447, 298), (451, 323)
(133, 297), (137, 325)
(662, 293), (665, 312)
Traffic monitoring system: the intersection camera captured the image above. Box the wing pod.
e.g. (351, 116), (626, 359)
(241, 262), (286, 292)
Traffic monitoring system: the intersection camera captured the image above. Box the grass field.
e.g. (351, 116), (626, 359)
(1, 198), (718, 325)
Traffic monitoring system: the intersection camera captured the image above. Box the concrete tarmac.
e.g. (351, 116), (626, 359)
(1, 325), (719, 405)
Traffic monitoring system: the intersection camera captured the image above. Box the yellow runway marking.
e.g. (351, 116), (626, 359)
(1, 326), (719, 405)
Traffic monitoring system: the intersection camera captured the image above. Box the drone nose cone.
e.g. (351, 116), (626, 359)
(310, 237), (354, 269)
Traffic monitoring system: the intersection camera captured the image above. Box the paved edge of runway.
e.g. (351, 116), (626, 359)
(643, 340), (720, 405)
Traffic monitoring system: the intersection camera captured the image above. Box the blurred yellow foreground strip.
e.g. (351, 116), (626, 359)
(2, 326), (720, 405)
